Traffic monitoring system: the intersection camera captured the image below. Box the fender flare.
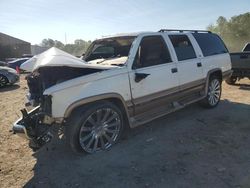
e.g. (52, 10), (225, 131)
(64, 93), (131, 123)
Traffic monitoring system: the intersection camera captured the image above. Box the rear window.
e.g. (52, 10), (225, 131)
(169, 35), (196, 61)
(192, 33), (228, 57)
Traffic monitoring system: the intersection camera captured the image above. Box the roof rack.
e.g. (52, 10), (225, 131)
(158, 29), (211, 33)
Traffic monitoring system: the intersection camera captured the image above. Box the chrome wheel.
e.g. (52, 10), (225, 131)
(0, 75), (8, 87)
(208, 79), (221, 106)
(79, 108), (122, 153)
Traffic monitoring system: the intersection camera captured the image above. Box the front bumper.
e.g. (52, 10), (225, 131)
(13, 121), (30, 139)
(12, 107), (39, 139)
(12, 107), (53, 150)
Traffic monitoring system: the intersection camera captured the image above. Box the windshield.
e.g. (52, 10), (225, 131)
(84, 36), (136, 62)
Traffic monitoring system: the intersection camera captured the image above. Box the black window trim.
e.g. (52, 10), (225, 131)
(132, 35), (172, 69)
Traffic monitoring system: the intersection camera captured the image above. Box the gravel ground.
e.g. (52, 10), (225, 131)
(0, 75), (250, 188)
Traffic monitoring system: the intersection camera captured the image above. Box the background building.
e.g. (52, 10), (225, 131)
(0, 32), (31, 61)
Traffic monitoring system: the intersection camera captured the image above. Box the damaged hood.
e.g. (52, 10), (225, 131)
(21, 47), (118, 72)
(87, 56), (128, 66)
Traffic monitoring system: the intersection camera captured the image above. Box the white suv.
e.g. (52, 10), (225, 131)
(13, 29), (232, 153)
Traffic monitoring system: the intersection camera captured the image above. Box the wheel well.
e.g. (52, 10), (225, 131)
(106, 98), (130, 127)
(67, 97), (130, 127)
(210, 70), (222, 82)
(204, 70), (223, 95)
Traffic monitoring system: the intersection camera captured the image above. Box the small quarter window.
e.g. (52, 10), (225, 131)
(169, 35), (197, 61)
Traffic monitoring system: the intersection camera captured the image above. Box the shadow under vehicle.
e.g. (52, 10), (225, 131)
(23, 100), (250, 188)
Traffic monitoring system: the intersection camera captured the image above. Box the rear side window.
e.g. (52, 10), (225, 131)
(169, 35), (196, 61)
(192, 33), (228, 57)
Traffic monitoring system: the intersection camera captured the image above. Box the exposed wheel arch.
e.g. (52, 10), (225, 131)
(64, 93), (131, 127)
(205, 69), (222, 95)
(208, 69), (222, 81)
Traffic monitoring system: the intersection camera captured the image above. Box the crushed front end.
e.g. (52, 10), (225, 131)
(13, 95), (55, 151)
(12, 47), (109, 151)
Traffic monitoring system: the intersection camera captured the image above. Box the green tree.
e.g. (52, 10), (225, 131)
(40, 38), (91, 56)
(208, 12), (250, 52)
(54, 40), (64, 49)
(41, 38), (55, 48)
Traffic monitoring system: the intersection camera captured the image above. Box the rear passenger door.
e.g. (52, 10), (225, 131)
(169, 34), (204, 90)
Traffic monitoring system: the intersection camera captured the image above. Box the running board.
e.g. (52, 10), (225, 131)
(129, 96), (205, 128)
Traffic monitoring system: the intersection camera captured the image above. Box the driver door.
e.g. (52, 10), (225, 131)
(128, 35), (179, 116)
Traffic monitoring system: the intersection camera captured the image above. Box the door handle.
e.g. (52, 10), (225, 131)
(135, 73), (150, 83)
(171, 68), (178, 73)
(197, 62), (202, 67)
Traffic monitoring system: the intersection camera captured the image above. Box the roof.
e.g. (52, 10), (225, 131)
(100, 32), (141, 39)
(98, 29), (211, 40)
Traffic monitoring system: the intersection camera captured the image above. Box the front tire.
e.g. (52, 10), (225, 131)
(0, 75), (8, 87)
(66, 101), (124, 154)
(200, 76), (222, 108)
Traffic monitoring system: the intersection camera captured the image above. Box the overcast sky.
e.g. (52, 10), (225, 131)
(0, 0), (249, 44)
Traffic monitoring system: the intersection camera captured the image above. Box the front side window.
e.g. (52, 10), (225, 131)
(169, 35), (196, 61)
(133, 36), (172, 69)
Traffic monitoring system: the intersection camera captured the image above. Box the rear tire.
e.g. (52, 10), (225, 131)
(0, 75), (8, 87)
(66, 101), (124, 154)
(225, 76), (237, 85)
(200, 76), (222, 108)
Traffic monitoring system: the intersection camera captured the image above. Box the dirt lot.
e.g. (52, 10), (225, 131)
(0, 75), (250, 188)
